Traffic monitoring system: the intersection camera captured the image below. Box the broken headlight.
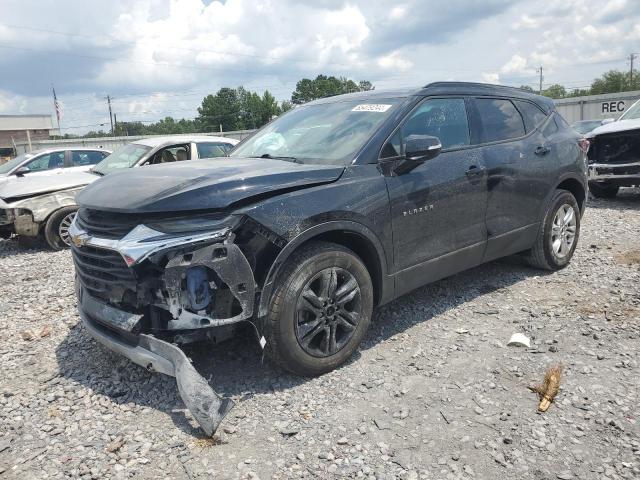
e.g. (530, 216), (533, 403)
(145, 214), (240, 234)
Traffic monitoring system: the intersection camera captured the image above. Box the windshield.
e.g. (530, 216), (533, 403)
(93, 143), (152, 175)
(619, 99), (640, 120)
(230, 98), (402, 165)
(0, 153), (32, 175)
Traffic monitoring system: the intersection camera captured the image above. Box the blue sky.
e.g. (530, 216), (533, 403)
(0, 0), (639, 133)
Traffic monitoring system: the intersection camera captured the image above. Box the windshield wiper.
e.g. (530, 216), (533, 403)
(91, 170), (105, 176)
(256, 153), (300, 163)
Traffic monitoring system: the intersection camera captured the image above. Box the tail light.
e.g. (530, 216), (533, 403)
(578, 138), (590, 154)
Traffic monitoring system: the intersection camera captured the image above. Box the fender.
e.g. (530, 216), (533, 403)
(256, 220), (393, 318)
(544, 171), (587, 218)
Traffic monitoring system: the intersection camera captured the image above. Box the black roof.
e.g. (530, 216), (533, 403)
(309, 81), (555, 112)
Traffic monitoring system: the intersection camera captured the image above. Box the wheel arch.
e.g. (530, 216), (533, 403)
(556, 175), (587, 214)
(256, 221), (392, 318)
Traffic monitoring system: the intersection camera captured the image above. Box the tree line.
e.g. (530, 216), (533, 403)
(522, 68), (640, 99)
(72, 75), (373, 138)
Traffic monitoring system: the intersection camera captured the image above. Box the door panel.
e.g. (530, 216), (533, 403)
(381, 97), (488, 279)
(385, 149), (488, 272)
(471, 98), (557, 254)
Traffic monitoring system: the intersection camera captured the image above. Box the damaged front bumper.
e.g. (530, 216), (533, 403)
(69, 219), (257, 435)
(77, 283), (235, 435)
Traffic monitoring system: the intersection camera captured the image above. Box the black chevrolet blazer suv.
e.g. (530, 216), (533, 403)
(69, 82), (588, 434)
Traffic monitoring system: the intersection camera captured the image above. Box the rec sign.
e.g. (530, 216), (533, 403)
(602, 101), (625, 114)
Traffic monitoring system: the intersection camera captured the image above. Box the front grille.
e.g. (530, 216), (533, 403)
(590, 130), (640, 165)
(72, 244), (137, 301)
(76, 208), (142, 240)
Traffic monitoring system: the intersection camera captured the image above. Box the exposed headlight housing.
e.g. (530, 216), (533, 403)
(145, 214), (241, 234)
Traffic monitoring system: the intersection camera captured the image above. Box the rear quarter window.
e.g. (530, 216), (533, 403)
(475, 98), (525, 143)
(514, 100), (548, 133)
(197, 142), (232, 158)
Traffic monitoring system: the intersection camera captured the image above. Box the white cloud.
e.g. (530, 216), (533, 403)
(377, 51), (413, 71)
(390, 6), (407, 20)
(482, 72), (500, 84)
(500, 54), (530, 75)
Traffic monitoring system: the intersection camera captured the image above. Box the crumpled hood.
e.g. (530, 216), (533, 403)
(0, 171), (97, 203)
(588, 117), (640, 137)
(77, 157), (345, 213)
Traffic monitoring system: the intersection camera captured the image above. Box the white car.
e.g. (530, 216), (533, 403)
(92, 135), (239, 176)
(0, 147), (110, 180)
(0, 136), (239, 249)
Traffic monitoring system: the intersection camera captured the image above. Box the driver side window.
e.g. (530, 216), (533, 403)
(380, 98), (470, 159)
(25, 152), (65, 171)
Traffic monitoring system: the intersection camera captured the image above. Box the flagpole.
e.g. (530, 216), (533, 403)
(52, 85), (61, 138)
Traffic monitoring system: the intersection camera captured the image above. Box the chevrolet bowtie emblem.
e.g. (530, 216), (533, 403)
(71, 233), (89, 247)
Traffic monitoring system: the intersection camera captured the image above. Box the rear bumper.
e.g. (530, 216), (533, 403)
(77, 281), (234, 436)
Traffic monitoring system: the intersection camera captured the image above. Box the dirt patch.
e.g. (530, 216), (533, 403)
(615, 248), (640, 265)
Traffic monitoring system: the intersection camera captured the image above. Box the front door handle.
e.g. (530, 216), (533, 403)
(466, 165), (485, 177)
(534, 146), (550, 156)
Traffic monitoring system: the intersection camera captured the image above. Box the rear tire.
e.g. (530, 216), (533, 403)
(264, 241), (373, 377)
(524, 190), (580, 271)
(588, 182), (619, 199)
(44, 207), (77, 250)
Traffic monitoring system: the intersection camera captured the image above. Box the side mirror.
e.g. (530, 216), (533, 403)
(392, 135), (442, 175)
(405, 134), (442, 161)
(14, 166), (31, 177)
(601, 118), (615, 125)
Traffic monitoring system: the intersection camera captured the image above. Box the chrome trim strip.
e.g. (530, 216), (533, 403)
(589, 161), (640, 168)
(68, 217), (229, 266)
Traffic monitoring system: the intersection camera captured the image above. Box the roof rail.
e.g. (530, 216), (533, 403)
(423, 81), (525, 92)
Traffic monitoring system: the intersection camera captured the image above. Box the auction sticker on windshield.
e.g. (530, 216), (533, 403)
(351, 104), (392, 112)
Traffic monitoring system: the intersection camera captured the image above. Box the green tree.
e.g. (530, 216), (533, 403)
(519, 85), (535, 93)
(291, 74), (374, 104)
(541, 84), (567, 99)
(260, 91), (281, 124)
(590, 69), (640, 94)
(198, 87), (242, 132)
(280, 100), (293, 113)
(197, 87), (283, 131)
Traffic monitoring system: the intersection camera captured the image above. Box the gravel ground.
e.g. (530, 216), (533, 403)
(1, 191), (639, 480)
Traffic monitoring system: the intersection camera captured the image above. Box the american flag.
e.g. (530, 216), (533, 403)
(52, 87), (62, 126)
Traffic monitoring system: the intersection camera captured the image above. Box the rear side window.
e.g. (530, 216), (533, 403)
(475, 98), (525, 143)
(514, 100), (547, 132)
(197, 142), (232, 159)
(71, 150), (105, 166)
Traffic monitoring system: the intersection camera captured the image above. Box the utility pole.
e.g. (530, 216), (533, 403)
(106, 95), (114, 136)
(113, 113), (117, 136)
(538, 66), (544, 94)
(630, 53), (637, 87)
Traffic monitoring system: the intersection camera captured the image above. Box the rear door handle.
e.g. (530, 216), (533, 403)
(534, 146), (550, 156)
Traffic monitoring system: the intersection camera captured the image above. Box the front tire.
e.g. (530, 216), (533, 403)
(264, 241), (373, 377)
(524, 190), (581, 270)
(44, 207), (77, 250)
(589, 182), (619, 199)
